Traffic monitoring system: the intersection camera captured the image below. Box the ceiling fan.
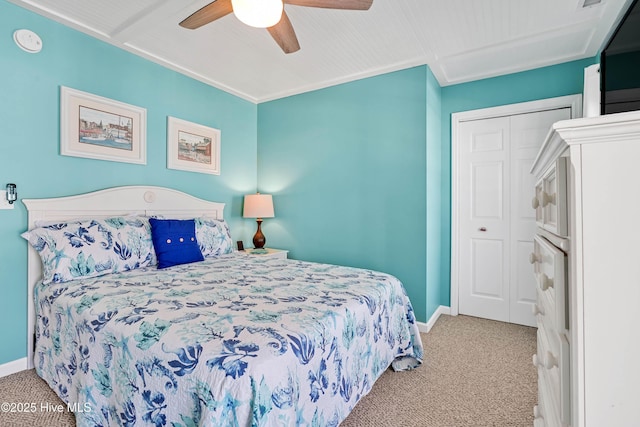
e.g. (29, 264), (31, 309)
(179, 0), (373, 54)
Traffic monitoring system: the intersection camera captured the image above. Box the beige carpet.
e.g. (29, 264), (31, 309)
(0, 315), (536, 426)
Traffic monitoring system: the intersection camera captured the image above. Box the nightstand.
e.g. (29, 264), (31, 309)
(242, 248), (288, 260)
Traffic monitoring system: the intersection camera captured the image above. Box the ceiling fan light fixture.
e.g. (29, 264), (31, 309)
(231, 0), (283, 28)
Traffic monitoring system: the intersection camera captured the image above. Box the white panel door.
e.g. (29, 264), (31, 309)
(509, 109), (570, 326)
(458, 116), (511, 322)
(458, 108), (570, 326)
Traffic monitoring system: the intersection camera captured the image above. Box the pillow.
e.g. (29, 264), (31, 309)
(22, 216), (154, 284)
(149, 218), (204, 269)
(195, 217), (234, 258)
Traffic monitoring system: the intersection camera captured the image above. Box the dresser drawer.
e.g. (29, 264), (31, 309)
(534, 157), (568, 237)
(536, 367), (562, 427)
(535, 327), (572, 427)
(534, 288), (559, 352)
(536, 328), (562, 401)
(535, 328), (563, 426)
(533, 235), (568, 333)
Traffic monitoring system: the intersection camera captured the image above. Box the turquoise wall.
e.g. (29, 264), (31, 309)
(0, 0), (257, 365)
(257, 66), (428, 322)
(425, 67), (444, 318)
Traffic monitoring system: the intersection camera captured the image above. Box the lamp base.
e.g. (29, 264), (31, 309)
(253, 219), (266, 249)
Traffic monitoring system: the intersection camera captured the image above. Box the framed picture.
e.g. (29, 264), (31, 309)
(60, 86), (146, 165)
(167, 116), (220, 175)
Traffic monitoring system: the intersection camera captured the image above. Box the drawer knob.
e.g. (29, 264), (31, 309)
(529, 253), (539, 264)
(532, 354), (541, 367)
(533, 405), (543, 419)
(544, 351), (558, 369)
(540, 191), (556, 207)
(539, 273), (554, 291)
(531, 196), (540, 209)
(532, 304), (545, 316)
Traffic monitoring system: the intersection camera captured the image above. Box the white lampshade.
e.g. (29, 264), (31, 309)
(243, 194), (275, 218)
(231, 0), (283, 28)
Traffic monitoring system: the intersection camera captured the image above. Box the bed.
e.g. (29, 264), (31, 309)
(22, 186), (423, 427)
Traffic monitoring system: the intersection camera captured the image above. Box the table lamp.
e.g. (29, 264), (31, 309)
(243, 193), (274, 249)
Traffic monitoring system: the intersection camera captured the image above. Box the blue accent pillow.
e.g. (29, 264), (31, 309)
(149, 218), (204, 269)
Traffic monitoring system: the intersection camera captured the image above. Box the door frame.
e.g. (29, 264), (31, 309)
(450, 94), (582, 317)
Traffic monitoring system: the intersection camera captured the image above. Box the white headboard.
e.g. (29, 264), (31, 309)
(22, 185), (225, 369)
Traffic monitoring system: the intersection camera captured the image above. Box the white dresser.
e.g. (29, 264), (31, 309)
(530, 110), (640, 426)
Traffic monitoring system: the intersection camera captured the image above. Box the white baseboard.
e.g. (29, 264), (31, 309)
(0, 357), (28, 378)
(417, 305), (451, 333)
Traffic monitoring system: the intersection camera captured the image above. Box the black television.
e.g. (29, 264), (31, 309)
(600, 0), (640, 115)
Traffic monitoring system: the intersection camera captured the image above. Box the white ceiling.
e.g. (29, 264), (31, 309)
(7, 0), (634, 103)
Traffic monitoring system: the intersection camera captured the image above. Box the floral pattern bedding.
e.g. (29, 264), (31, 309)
(34, 254), (423, 427)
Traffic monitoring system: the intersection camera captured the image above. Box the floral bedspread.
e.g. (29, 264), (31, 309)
(34, 254), (423, 427)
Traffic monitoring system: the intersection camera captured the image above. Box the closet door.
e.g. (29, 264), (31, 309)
(457, 108), (570, 326)
(509, 109), (570, 325)
(458, 116), (511, 323)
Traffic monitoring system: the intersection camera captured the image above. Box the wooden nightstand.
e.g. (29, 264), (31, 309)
(242, 248), (288, 260)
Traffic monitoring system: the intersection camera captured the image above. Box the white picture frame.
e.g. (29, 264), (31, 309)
(167, 116), (221, 175)
(60, 86), (146, 165)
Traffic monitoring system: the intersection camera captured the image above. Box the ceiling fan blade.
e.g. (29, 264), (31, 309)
(267, 11), (300, 54)
(284, 0), (372, 10)
(179, 0), (234, 29)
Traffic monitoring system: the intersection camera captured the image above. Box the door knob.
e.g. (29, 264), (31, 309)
(479, 227), (487, 232)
